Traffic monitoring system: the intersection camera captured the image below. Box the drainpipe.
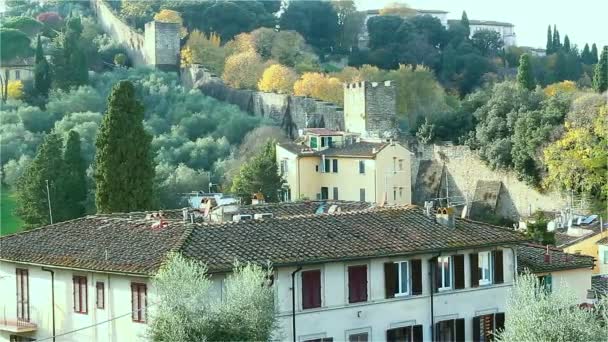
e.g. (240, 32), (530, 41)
(41, 267), (56, 342)
(429, 253), (440, 342)
(291, 266), (302, 342)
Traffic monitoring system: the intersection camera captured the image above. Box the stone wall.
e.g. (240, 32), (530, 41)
(363, 81), (397, 139)
(144, 21), (180, 70)
(181, 65), (344, 137)
(412, 143), (569, 220)
(90, 0), (145, 66)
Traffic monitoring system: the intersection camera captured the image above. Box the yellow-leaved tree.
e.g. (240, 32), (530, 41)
(7, 80), (24, 99)
(379, 2), (415, 16)
(293, 72), (343, 105)
(257, 64), (297, 94)
(184, 30), (225, 74)
(153, 9), (187, 38)
(544, 80), (577, 97)
(223, 51), (265, 89)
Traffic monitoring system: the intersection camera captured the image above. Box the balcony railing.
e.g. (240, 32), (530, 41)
(0, 317), (37, 333)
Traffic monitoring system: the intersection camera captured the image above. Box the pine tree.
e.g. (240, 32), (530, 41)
(94, 80), (155, 213)
(231, 140), (284, 204)
(63, 130), (87, 219)
(461, 11), (470, 37)
(546, 25), (553, 54)
(552, 25), (561, 51)
(593, 46), (608, 93)
(563, 35), (570, 52)
(15, 133), (67, 227)
(33, 35), (51, 97)
(581, 43), (591, 64)
(517, 53), (535, 90)
(591, 43), (599, 64)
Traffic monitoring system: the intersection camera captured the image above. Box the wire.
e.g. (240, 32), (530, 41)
(35, 303), (156, 341)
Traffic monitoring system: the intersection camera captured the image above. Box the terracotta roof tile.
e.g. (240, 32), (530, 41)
(517, 244), (594, 273)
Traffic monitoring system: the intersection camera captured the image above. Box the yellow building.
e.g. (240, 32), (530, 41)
(276, 128), (411, 204)
(556, 222), (608, 274)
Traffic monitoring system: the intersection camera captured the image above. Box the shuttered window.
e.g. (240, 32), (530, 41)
(348, 265), (367, 303)
(359, 160), (365, 174)
(332, 159), (338, 173)
(333, 187), (339, 200)
(454, 254), (465, 289)
(473, 313), (504, 342)
(131, 283), (147, 322)
(384, 262), (398, 298)
(302, 270), (321, 309)
(437, 256), (452, 290)
(16, 269), (29, 321)
(96, 282), (105, 309)
(387, 325), (423, 342)
(385, 259), (422, 297)
(493, 250), (504, 284)
(73, 276), (88, 314)
(348, 332), (368, 342)
(411, 259), (422, 295)
(470, 253), (479, 288)
(435, 318), (465, 342)
(479, 251), (492, 285)
(359, 188), (366, 202)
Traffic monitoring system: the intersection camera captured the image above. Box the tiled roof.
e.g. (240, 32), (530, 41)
(302, 128), (345, 136)
(0, 206), (528, 274)
(238, 201), (374, 218)
(517, 244), (595, 273)
(596, 236), (608, 245)
(554, 222), (606, 248)
(447, 19), (514, 27)
(277, 141), (388, 157)
(592, 275), (608, 297)
(0, 216), (189, 275)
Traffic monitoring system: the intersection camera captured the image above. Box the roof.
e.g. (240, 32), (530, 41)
(0, 206), (527, 275)
(597, 236), (608, 245)
(0, 57), (34, 67)
(238, 201), (374, 218)
(554, 222), (607, 248)
(592, 275), (608, 297)
(416, 9), (448, 14)
(302, 128), (345, 136)
(448, 19), (514, 27)
(517, 244), (595, 273)
(277, 141), (389, 158)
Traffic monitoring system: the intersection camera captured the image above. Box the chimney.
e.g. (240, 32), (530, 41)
(436, 207), (455, 228)
(182, 208), (189, 222)
(424, 201), (434, 217)
(544, 245), (551, 263)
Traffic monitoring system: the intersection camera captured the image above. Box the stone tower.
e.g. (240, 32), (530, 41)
(343, 81), (398, 139)
(144, 21), (180, 71)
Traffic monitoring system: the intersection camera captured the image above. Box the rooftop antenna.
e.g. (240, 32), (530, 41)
(46, 179), (53, 224)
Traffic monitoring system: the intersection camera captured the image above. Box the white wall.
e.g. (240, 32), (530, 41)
(536, 268), (593, 304)
(0, 261), (151, 342)
(274, 248), (516, 342)
(599, 245), (608, 275)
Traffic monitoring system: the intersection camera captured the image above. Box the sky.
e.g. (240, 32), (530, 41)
(356, 0), (608, 49)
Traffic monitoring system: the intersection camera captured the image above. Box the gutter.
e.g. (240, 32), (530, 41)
(0, 259), (152, 278)
(41, 267), (56, 342)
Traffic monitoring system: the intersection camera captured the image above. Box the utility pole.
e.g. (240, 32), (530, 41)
(46, 179), (53, 224)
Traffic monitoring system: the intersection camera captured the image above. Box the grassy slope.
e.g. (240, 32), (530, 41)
(1, 185), (24, 235)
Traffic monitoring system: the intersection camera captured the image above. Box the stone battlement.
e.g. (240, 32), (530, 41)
(344, 80), (394, 89)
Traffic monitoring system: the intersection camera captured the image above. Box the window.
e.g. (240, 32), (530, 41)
(302, 270), (321, 309)
(15, 70), (20, 80)
(538, 274), (552, 292)
(435, 319), (465, 342)
(73, 276), (88, 314)
(131, 283), (147, 322)
(348, 332), (369, 342)
(320, 187), (329, 200)
(332, 159), (338, 173)
(359, 188), (366, 202)
(96, 282), (105, 309)
(604, 250), (608, 264)
(437, 256), (452, 290)
(393, 158), (397, 172)
(320, 136), (333, 148)
(399, 187), (403, 198)
(478, 251), (492, 286)
(324, 158), (330, 173)
(333, 187), (339, 200)
(399, 159), (404, 171)
(304, 338), (333, 342)
(358, 160), (365, 174)
(280, 160), (288, 175)
(16, 269), (29, 321)
(393, 187), (397, 201)
(473, 313), (505, 342)
(310, 137), (318, 149)
(385, 259), (422, 298)
(387, 325), (423, 342)
(321, 136), (326, 147)
(347, 265), (367, 303)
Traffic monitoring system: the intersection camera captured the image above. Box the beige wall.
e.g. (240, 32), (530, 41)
(563, 230), (608, 274)
(375, 143), (412, 205)
(0, 261), (151, 342)
(536, 268), (592, 304)
(343, 83), (366, 134)
(599, 244), (608, 275)
(0, 67), (34, 82)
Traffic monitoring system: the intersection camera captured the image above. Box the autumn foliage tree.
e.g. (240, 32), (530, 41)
(222, 51), (265, 89)
(257, 64), (297, 94)
(184, 30), (225, 73)
(154, 9), (187, 38)
(293, 72), (343, 105)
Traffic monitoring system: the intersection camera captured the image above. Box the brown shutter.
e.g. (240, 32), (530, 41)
(473, 316), (481, 342)
(430, 258), (439, 293)
(456, 318), (465, 342)
(435, 258), (442, 291)
(411, 259), (422, 295)
(387, 328), (396, 342)
(454, 254), (465, 289)
(493, 250), (504, 284)
(413, 325), (423, 342)
(348, 265), (367, 303)
(470, 253), (479, 288)
(384, 262), (397, 298)
(495, 312), (505, 336)
(302, 270), (321, 309)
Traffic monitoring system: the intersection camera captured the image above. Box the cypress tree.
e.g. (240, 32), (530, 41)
(34, 35), (51, 97)
(546, 25), (553, 54)
(593, 46), (608, 93)
(15, 133), (67, 227)
(94, 80), (155, 213)
(461, 11), (470, 37)
(591, 43), (599, 64)
(581, 43), (591, 64)
(51, 17), (88, 90)
(552, 25), (560, 51)
(517, 53), (535, 90)
(63, 130), (87, 219)
(563, 35), (570, 52)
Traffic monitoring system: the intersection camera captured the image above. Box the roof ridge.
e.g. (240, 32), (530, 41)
(0, 215), (93, 240)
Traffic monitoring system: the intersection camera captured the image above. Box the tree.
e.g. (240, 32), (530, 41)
(496, 272), (608, 342)
(591, 43), (599, 63)
(199, 1), (276, 42)
(293, 72), (343, 105)
(153, 9), (187, 38)
(62, 130), (87, 219)
(7, 81), (24, 99)
(94, 80), (155, 213)
(15, 133), (66, 227)
(563, 35), (571, 52)
(148, 253), (277, 342)
(222, 50), (265, 89)
(593, 46), (608, 93)
(524, 211), (555, 245)
(544, 81), (577, 97)
(471, 30), (504, 57)
(257, 64), (297, 94)
(280, 1), (339, 52)
(2, 16), (43, 37)
(461, 11), (470, 37)
(581, 43), (591, 64)
(366, 15), (403, 49)
(120, 0), (154, 29)
(0, 28), (32, 62)
(34, 35), (52, 98)
(517, 54), (535, 90)
(184, 30), (225, 74)
(333, 0), (364, 52)
(546, 25), (553, 54)
(379, 2), (415, 17)
(51, 17), (88, 90)
(552, 25), (560, 51)
(231, 140), (283, 203)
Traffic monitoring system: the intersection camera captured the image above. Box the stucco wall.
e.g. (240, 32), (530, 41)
(599, 244), (608, 275)
(537, 268), (593, 304)
(375, 143), (412, 204)
(563, 230), (608, 274)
